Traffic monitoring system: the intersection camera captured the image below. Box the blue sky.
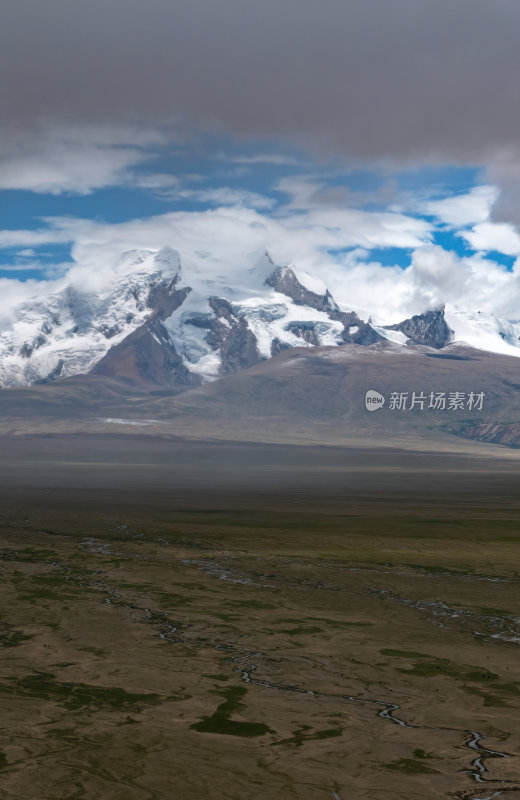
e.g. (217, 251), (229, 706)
(3, 0), (520, 367)
(3, 122), (520, 332)
(2, 0), (520, 318)
(0, 130), (501, 282)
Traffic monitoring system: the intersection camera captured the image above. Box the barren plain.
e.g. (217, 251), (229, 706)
(0, 437), (519, 799)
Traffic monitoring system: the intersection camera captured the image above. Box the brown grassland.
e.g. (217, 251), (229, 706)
(0, 436), (519, 800)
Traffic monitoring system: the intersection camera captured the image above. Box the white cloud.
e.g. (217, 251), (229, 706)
(461, 221), (520, 255)
(317, 244), (520, 324)
(0, 277), (62, 326)
(0, 202), (433, 335)
(408, 246), (474, 309)
(215, 152), (302, 166)
(0, 123), (168, 195)
(322, 254), (411, 321)
(277, 207), (431, 262)
(274, 174), (402, 215)
(132, 173), (181, 191)
(0, 261), (73, 278)
(408, 246), (520, 322)
(3, 195), (520, 331)
(275, 175), (325, 209)
(162, 186), (276, 210)
(0, 218), (92, 248)
(0, 201), (431, 268)
(422, 185), (498, 227)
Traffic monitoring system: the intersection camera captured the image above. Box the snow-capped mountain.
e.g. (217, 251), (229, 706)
(1, 246), (520, 389)
(0, 248), (186, 387)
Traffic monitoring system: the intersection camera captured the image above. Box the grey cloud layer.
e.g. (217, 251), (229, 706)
(2, 0), (519, 165)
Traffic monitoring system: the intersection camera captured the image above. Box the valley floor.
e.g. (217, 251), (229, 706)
(0, 438), (519, 799)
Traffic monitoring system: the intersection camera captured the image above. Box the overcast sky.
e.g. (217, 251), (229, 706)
(1, 0), (520, 320)
(2, 0), (519, 165)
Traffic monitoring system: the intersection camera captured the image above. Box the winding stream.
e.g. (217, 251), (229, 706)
(371, 588), (520, 646)
(226, 647), (519, 799)
(48, 546), (520, 799)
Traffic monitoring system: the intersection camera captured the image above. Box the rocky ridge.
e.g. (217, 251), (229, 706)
(1, 247), (519, 389)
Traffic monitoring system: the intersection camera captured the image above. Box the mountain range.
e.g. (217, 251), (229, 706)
(2, 246), (520, 390)
(2, 247), (520, 453)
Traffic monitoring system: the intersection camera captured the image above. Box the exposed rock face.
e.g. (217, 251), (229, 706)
(385, 308), (453, 349)
(351, 324), (384, 346)
(208, 297), (236, 323)
(93, 280), (198, 388)
(93, 318), (199, 389)
(184, 296), (263, 374)
(147, 281), (191, 320)
(265, 265), (338, 314)
(458, 422), (520, 447)
(219, 317), (263, 374)
(270, 337), (292, 357)
(333, 310), (383, 346)
(351, 324), (383, 346)
(99, 325), (121, 339)
(265, 265), (382, 346)
(19, 334), (47, 359)
(286, 321), (327, 346)
(184, 312), (230, 350)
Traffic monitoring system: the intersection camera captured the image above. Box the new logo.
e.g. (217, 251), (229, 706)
(365, 390), (385, 412)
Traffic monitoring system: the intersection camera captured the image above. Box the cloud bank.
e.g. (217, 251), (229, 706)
(1, 0), (519, 170)
(2, 0), (520, 333)
(0, 124), (169, 194)
(2, 196), (520, 327)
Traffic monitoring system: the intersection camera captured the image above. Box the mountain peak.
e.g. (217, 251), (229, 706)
(265, 264), (338, 314)
(2, 248), (520, 390)
(385, 307), (454, 349)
